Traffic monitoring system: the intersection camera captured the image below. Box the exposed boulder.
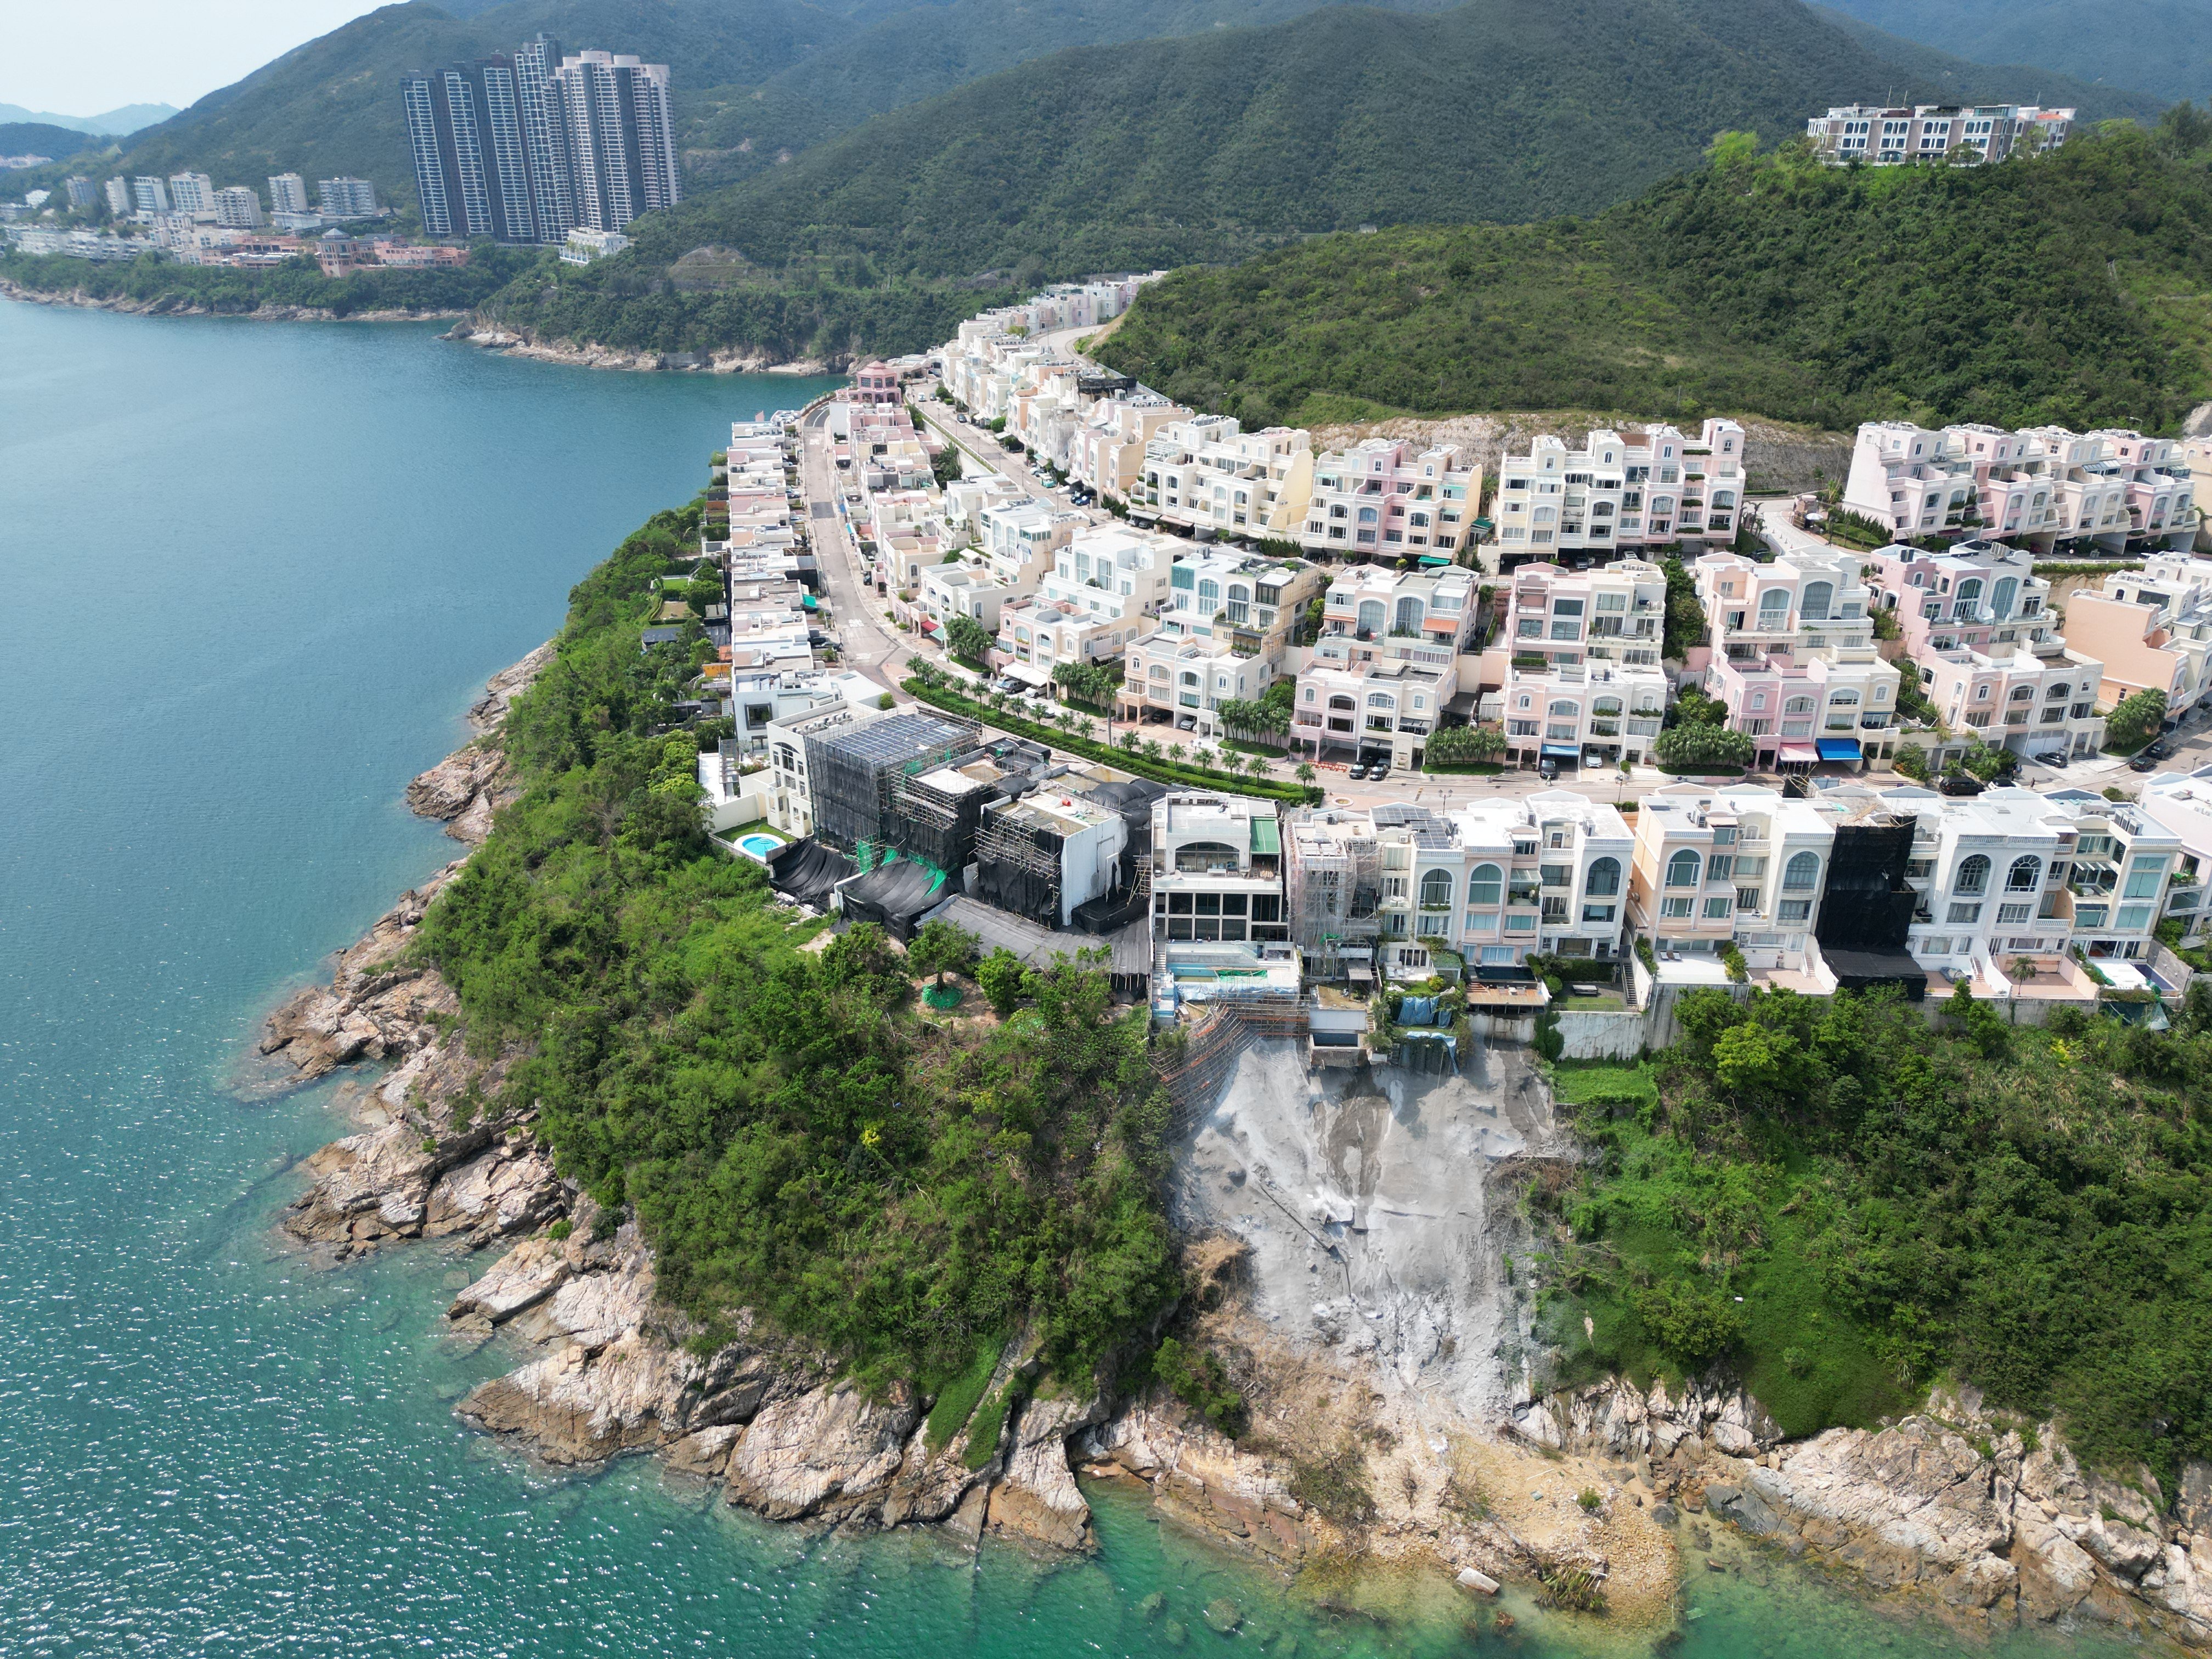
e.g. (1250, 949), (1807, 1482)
(724, 1380), (919, 1522)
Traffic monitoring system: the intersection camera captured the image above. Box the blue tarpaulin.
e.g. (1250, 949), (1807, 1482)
(1398, 995), (1440, 1027)
(1541, 742), (1579, 759)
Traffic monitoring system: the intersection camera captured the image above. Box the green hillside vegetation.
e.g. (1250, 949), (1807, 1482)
(1542, 983), (2212, 1482)
(408, 502), (1181, 1387)
(1818, 0), (2212, 106)
(0, 123), (114, 162)
(1097, 116), (2212, 435)
(484, 0), (2166, 359)
(0, 245), (535, 316)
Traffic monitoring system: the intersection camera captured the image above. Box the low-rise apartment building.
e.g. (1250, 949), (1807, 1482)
(1290, 564), (1480, 766)
(1149, 793), (1299, 1001)
(1496, 661), (1669, 769)
(1297, 438), (1480, 560)
(1863, 540), (2053, 657)
(1121, 549), (1323, 737)
(1135, 415), (1313, 539)
(1625, 786), (1838, 974)
(1068, 390), (1188, 503)
(1491, 419), (1746, 567)
(1496, 558), (1668, 672)
(994, 524), (1177, 673)
(2130, 767), (2212, 935)
(1805, 103), (2073, 165)
(1842, 421), (2197, 552)
(2059, 551), (2212, 715)
(1918, 645), (2106, 760)
(1286, 795), (1633, 981)
(1692, 550), (1904, 768)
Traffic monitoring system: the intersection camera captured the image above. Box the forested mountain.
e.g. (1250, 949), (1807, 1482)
(0, 124), (111, 162)
(1818, 0), (2212, 106)
(0, 102), (176, 137)
(478, 0), (2166, 362)
(1094, 117), (2212, 435)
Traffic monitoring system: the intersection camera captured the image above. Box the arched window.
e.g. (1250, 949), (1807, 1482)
(1328, 695), (1355, 711)
(2006, 856), (2041, 892)
(1783, 851), (1820, 891)
(1711, 489), (1736, 511)
(1357, 600), (1385, 634)
(2009, 685), (2034, 703)
(1784, 695), (1816, 715)
(1956, 578), (1983, 608)
(1180, 671), (1200, 687)
(1666, 848), (1702, 889)
(1592, 697), (1623, 717)
(1150, 664), (1169, 679)
(1759, 589), (1791, 621)
(1468, 863), (1503, 906)
(1955, 854), (1990, 895)
(1991, 576), (2017, 617)
(1828, 690), (1860, 707)
(1419, 869), (1454, 909)
(1549, 699), (1579, 718)
(1800, 580), (1834, 620)
(1393, 596), (1424, 634)
(1175, 841), (1240, 872)
(1586, 856), (1621, 896)
(2047, 682), (2071, 701)
(1225, 584), (1250, 622)
(1367, 692), (1395, 708)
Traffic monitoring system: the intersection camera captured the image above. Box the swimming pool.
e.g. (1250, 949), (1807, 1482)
(732, 831), (783, 864)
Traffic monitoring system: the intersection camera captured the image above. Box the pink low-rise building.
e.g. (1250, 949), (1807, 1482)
(1692, 550), (1904, 769)
(1917, 645), (2106, 760)
(841, 359), (901, 407)
(1864, 540), (2053, 658)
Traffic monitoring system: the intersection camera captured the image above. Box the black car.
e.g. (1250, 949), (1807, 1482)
(1537, 760), (1559, 782)
(1368, 761), (1391, 782)
(2130, 754), (2162, 773)
(1347, 762), (1370, 781)
(1939, 772), (1986, 795)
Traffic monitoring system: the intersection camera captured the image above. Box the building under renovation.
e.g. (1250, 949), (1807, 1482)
(801, 708), (979, 853)
(969, 765), (1164, 931)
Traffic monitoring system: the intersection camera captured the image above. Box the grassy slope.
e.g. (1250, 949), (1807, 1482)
(1541, 987), (2212, 1480)
(1817, 0), (2212, 106)
(1096, 125), (2212, 434)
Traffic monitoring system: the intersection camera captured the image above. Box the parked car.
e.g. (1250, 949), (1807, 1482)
(1537, 760), (1559, 782)
(2130, 754), (2162, 773)
(1368, 761), (1391, 782)
(1939, 772), (1987, 795)
(1347, 762), (1370, 781)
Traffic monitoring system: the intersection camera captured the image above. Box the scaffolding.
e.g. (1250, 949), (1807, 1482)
(803, 710), (978, 852)
(974, 802), (1068, 928)
(1286, 810), (1385, 980)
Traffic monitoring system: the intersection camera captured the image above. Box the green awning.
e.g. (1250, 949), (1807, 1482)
(1250, 816), (1280, 856)
(802, 594), (819, 610)
(1417, 555), (1453, 567)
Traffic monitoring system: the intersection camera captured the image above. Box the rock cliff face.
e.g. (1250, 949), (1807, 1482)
(1517, 1378), (2212, 1647)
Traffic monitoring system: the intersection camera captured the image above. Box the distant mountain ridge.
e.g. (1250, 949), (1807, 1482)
(0, 123), (111, 160)
(0, 101), (178, 136)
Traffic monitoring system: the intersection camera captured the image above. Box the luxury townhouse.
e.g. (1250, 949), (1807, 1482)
(1624, 786), (1839, 978)
(1805, 103), (2073, 165)
(1133, 416), (1314, 539)
(2059, 551), (2212, 717)
(1290, 564), (1481, 768)
(1692, 549), (1904, 769)
(1121, 549), (1324, 739)
(1297, 437), (1481, 560)
(1491, 420), (1746, 568)
(993, 523), (1178, 681)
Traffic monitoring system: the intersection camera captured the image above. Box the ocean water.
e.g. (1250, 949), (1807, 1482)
(0, 298), (2129, 1657)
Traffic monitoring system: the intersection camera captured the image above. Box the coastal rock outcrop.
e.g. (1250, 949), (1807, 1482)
(258, 866), (465, 1080)
(1528, 1374), (2212, 1645)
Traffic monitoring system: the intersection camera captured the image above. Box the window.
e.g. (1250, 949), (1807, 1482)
(1736, 888), (1762, 912)
(2119, 904), (2153, 932)
(1778, 900), (1811, 922)
(1704, 896), (1733, 919)
(1419, 870), (1454, 910)
(2006, 856), (2041, 892)
(1582, 904), (1615, 923)
(1954, 855), (1990, 895)
(1782, 851), (1819, 893)
(1662, 896), (1692, 918)
(1467, 864), (1503, 906)
(1666, 849), (1701, 889)
(2124, 865), (2166, 900)
(1946, 902), (1983, 924)
(1997, 902), (2033, 926)
(1585, 856), (1620, 897)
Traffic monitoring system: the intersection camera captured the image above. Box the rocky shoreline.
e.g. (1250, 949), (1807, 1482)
(443, 321), (837, 376)
(0, 276), (465, 324)
(261, 644), (2212, 1649)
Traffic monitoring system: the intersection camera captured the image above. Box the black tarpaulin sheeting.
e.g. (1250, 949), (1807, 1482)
(765, 837), (855, 910)
(1823, 949), (1928, 1001)
(839, 857), (957, 941)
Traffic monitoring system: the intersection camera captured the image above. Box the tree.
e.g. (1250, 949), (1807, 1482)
(2107, 687), (2168, 753)
(1655, 722), (1753, 771)
(1426, 724), (1505, 764)
(976, 947), (1029, 1017)
(1296, 763), (1317, 784)
(907, 919), (979, 990)
(944, 613), (995, 664)
(1893, 741), (1930, 782)
(1661, 557), (1709, 660)
(1667, 686), (1725, 729)
(1244, 752), (1269, 781)
(1118, 730), (1142, 754)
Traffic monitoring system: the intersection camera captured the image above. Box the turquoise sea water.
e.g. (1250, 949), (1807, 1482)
(0, 298), (2129, 1658)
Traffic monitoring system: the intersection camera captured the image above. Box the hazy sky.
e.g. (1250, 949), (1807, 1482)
(5, 0), (387, 117)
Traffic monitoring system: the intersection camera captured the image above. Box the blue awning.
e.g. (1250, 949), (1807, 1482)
(1816, 738), (1863, 762)
(1541, 742), (1580, 759)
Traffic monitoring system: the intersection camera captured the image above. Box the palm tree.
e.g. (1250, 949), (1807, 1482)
(1296, 763), (1317, 785)
(1245, 752), (1269, 781)
(1169, 743), (1187, 765)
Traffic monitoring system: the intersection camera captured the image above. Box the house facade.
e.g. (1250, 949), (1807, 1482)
(1491, 420), (1746, 568)
(1290, 565), (1481, 766)
(1297, 438), (1481, 560)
